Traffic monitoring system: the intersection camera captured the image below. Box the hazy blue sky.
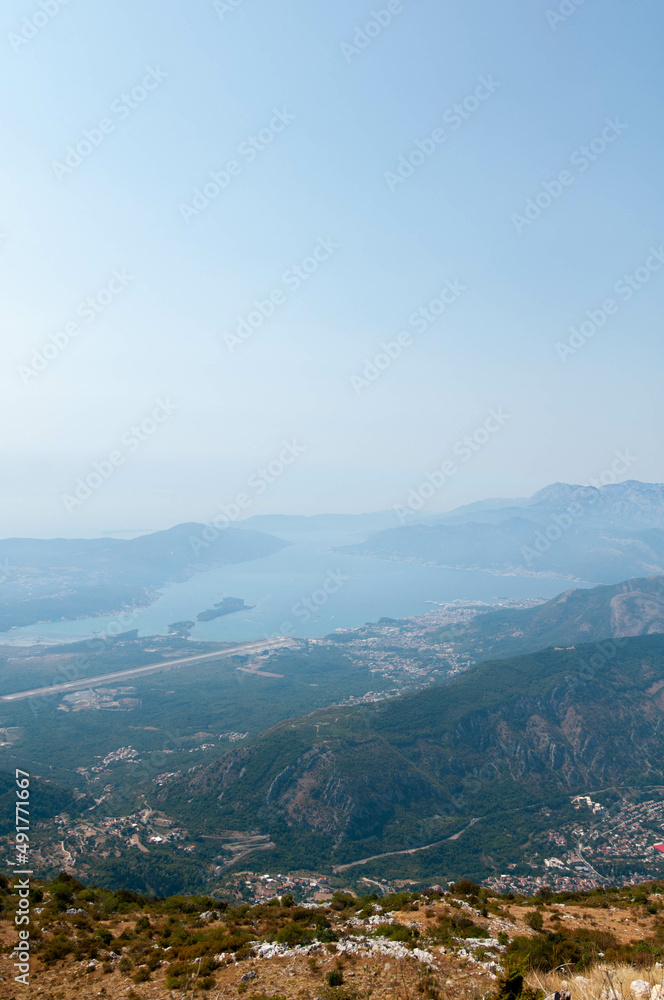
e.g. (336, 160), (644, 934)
(1, 0), (662, 535)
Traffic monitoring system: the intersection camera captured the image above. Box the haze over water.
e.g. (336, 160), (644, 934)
(1, 529), (587, 647)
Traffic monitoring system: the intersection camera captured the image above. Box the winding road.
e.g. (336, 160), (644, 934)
(332, 818), (481, 873)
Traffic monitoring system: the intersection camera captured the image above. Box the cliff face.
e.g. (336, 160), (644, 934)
(427, 575), (664, 665)
(169, 635), (664, 857)
(609, 587), (664, 636)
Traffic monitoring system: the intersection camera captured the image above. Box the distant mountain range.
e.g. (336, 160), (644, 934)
(0, 523), (289, 631)
(164, 631), (664, 883)
(436, 481), (664, 531)
(341, 481), (664, 583)
(3, 480), (663, 632)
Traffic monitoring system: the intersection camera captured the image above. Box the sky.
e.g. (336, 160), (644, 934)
(1, 0), (662, 536)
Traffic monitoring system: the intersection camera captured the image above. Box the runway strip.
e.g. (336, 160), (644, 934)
(0, 637), (294, 702)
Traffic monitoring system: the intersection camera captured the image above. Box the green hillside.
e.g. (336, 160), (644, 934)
(428, 574), (664, 663)
(163, 633), (664, 883)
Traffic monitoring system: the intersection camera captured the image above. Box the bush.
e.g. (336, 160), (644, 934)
(375, 922), (420, 945)
(165, 961), (193, 990)
(453, 879), (481, 899)
(315, 920), (339, 943)
(275, 921), (314, 947)
(50, 883), (74, 908)
(429, 913), (488, 944)
(524, 911), (544, 932)
(327, 970), (344, 986)
(133, 967), (151, 983)
(506, 928), (618, 972)
(487, 972), (542, 1000)
(40, 934), (74, 965)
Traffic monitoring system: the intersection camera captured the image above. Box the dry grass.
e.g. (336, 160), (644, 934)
(527, 964), (664, 1000)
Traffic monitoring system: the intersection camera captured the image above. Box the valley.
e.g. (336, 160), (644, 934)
(3, 559), (664, 899)
(4, 486), (664, 948)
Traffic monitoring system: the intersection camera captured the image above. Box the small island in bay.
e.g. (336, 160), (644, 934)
(167, 620), (195, 635)
(168, 620), (195, 630)
(196, 597), (255, 622)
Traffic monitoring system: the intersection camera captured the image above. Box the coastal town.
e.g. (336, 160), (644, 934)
(321, 598), (541, 690)
(486, 794), (664, 895)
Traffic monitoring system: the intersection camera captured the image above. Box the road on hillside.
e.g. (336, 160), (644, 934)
(0, 637), (294, 703)
(332, 818), (482, 873)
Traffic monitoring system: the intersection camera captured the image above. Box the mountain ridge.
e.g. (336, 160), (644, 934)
(426, 573), (664, 662)
(163, 632), (664, 882)
(0, 522), (290, 631)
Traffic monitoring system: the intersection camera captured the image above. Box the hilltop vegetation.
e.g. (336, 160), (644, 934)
(3, 872), (664, 999)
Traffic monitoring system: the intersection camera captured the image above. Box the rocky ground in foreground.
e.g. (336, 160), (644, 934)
(1, 875), (664, 1000)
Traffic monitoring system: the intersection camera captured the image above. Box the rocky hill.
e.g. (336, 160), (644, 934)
(4, 872), (664, 1000)
(427, 575), (664, 663)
